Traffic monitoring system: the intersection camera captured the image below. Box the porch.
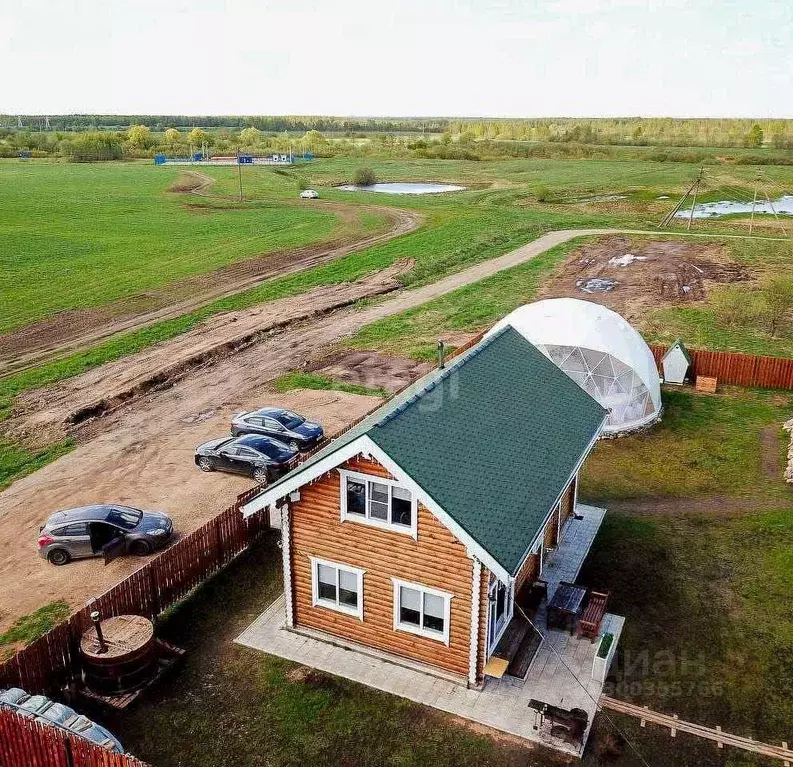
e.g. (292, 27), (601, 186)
(236, 504), (624, 757)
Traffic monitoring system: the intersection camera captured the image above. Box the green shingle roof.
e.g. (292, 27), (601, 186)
(257, 327), (607, 576)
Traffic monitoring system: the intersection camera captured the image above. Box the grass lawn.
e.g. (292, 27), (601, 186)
(0, 162), (345, 334)
(581, 387), (793, 500)
(0, 600), (70, 660)
(272, 372), (388, 398)
(346, 236), (591, 359)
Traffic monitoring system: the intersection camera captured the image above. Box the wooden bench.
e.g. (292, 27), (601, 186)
(577, 590), (609, 642)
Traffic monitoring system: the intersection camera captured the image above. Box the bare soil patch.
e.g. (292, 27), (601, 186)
(760, 424), (783, 480)
(0, 202), (421, 375)
(309, 350), (434, 394)
(538, 236), (750, 324)
(5, 261), (411, 447)
(0, 388), (381, 631)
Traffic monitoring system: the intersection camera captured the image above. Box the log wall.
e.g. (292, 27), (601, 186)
(289, 455), (475, 677)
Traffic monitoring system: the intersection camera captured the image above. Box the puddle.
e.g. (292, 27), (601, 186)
(608, 254), (648, 267)
(577, 278), (618, 293)
(674, 195), (793, 219)
(335, 182), (466, 195)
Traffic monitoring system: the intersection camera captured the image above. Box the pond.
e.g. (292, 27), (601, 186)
(674, 195), (793, 219)
(335, 182), (466, 195)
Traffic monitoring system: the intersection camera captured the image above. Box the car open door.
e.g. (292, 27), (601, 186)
(102, 534), (127, 565)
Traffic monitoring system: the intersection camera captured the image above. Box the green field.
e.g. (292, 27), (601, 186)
(0, 162), (342, 333)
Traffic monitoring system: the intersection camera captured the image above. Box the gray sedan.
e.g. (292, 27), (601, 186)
(37, 505), (174, 566)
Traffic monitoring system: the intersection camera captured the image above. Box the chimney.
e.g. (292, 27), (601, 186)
(437, 339), (446, 369)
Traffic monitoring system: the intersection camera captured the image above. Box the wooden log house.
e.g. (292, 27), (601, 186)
(242, 327), (608, 687)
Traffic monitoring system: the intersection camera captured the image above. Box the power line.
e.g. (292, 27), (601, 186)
(515, 601), (655, 767)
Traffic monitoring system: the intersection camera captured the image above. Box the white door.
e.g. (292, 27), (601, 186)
(486, 578), (513, 657)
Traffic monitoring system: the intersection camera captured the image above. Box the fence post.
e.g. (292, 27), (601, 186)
(64, 735), (75, 767)
(149, 563), (160, 618)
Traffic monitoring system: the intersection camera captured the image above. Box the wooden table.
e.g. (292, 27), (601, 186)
(546, 582), (587, 634)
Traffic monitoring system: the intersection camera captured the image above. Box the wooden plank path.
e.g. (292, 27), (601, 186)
(600, 696), (793, 765)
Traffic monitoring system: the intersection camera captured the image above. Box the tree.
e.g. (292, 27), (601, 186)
(164, 128), (180, 147)
(743, 124), (763, 148)
(188, 127), (209, 147)
(759, 275), (793, 337)
(353, 167), (376, 186)
(239, 126), (261, 145)
(127, 124), (153, 149)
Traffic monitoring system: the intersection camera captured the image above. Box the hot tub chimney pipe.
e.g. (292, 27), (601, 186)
(437, 339), (445, 369)
(90, 610), (108, 654)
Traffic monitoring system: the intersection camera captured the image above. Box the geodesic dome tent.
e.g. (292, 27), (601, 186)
(486, 298), (662, 434)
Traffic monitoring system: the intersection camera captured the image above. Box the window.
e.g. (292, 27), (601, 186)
(339, 470), (416, 535)
(53, 523), (88, 537)
(392, 579), (452, 644)
(310, 557), (364, 619)
(105, 507), (142, 530)
(264, 418), (285, 432)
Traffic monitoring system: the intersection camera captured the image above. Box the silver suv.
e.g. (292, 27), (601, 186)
(37, 505), (174, 566)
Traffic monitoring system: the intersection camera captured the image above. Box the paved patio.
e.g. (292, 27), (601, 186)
(236, 504), (623, 757)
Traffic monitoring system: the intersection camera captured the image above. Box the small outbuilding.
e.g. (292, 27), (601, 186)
(661, 339), (692, 385)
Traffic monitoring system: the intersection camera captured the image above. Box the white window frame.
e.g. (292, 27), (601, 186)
(338, 469), (418, 538)
(391, 578), (453, 645)
(309, 556), (365, 620)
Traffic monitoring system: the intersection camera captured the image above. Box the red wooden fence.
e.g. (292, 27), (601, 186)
(0, 707), (150, 767)
(650, 344), (793, 389)
(0, 485), (266, 698)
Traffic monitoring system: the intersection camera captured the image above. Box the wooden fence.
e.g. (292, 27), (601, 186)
(0, 707), (150, 767)
(650, 344), (793, 390)
(0, 485), (267, 698)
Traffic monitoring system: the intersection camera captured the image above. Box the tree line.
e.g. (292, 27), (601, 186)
(2, 123), (793, 165)
(3, 115), (793, 149)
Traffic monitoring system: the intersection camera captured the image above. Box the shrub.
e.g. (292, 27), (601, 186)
(711, 285), (764, 328)
(353, 167), (376, 186)
(534, 184), (551, 202)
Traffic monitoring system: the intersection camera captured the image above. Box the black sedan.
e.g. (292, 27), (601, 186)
(230, 407), (324, 451)
(195, 434), (299, 484)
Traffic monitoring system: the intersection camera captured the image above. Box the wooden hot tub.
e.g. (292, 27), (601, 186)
(80, 615), (159, 695)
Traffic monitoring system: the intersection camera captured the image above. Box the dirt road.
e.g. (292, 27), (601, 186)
(0, 202), (421, 376)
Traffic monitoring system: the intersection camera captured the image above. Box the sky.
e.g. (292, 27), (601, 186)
(1, 0), (791, 118)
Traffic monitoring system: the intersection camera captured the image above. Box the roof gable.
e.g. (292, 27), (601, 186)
(243, 327), (607, 576)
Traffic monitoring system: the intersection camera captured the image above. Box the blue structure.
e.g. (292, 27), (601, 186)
(238, 155), (253, 164)
(193, 152), (204, 161)
(18, 150), (31, 159)
(154, 154), (166, 165)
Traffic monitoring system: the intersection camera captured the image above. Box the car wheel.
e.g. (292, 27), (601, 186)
(198, 456), (215, 472)
(47, 548), (71, 566)
(253, 467), (270, 485)
(288, 440), (300, 452)
(129, 540), (152, 557)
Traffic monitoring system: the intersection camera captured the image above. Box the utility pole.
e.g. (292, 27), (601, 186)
(237, 148), (243, 201)
(687, 168), (703, 231)
(749, 171), (760, 235)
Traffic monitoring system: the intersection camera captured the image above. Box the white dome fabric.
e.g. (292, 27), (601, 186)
(487, 298), (662, 434)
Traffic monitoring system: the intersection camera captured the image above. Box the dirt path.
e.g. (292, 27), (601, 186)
(0, 202), (421, 376)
